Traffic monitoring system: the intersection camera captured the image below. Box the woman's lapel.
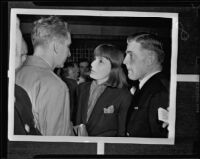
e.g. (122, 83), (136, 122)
(81, 83), (91, 124)
(87, 87), (112, 127)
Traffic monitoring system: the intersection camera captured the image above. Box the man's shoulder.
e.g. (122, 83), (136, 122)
(78, 81), (91, 89)
(154, 73), (169, 92)
(16, 64), (51, 79)
(143, 72), (169, 94)
(107, 86), (132, 97)
(43, 73), (68, 90)
(62, 78), (77, 90)
(17, 66), (67, 91)
(63, 78), (77, 85)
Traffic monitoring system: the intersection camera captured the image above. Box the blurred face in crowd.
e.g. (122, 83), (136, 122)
(79, 61), (89, 75)
(63, 67), (73, 79)
(73, 63), (79, 80)
(63, 63), (79, 80)
(123, 40), (150, 81)
(15, 17), (28, 70)
(90, 56), (111, 84)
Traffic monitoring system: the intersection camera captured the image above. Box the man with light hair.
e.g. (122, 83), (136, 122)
(16, 16), (73, 135)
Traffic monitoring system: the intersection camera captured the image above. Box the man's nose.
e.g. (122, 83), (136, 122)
(123, 55), (128, 65)
(68, 50), (71, 57)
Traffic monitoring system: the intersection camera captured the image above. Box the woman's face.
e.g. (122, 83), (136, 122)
(90, 56), (111, 84)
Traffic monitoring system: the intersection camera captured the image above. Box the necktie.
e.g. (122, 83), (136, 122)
(133, 80), (140, 98)
(126, 81), (140, 131)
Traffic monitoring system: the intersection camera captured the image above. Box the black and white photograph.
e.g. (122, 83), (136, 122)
(1, 1), (200, 157)
(7, 8), (178, 145)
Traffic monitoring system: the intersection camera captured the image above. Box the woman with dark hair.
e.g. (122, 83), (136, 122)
(75, 44), (132, 137)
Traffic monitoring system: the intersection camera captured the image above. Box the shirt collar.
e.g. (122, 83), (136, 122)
(24, 55), (53, 70)
(93, 80), (116, 88)
(92, 80), (107, 87)
(139, 70), (161, 89)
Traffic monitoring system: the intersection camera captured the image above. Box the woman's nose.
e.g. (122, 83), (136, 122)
(68, 50), (71, 57)
(91, 61), (95, 68)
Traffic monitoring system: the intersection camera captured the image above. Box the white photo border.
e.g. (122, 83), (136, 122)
(8, 8), (178, 145)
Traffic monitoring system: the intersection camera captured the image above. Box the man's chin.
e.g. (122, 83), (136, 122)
(57, 64), (64, 68)
(128, 74), (136, 81)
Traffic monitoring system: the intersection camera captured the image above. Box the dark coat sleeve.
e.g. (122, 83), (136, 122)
(14, 84), (41, 135)
(117, 90), (132, 136)
(75, 83), (87, 125)
(148, 91), (169, 137)
(75, 85), (81, 125)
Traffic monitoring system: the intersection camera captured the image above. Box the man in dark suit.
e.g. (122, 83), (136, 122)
(123, 33), (169, 137)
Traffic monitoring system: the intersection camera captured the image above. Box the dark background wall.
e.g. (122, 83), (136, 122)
(1, 1), (199, 158)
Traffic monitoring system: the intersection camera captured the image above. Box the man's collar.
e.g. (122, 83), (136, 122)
(37, 55), (52, 69)
(24, 55), (53, 70)
(139, 70), (161, 89)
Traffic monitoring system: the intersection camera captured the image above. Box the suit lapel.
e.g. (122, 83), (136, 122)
(86, 87), (110, 129)
(81, 83), (91, 124)
(128, 73), (163, 126)
(137, 73), (161, 108)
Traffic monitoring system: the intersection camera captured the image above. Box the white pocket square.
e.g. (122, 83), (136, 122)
(134, 106), (139, 110)
(104, 105), (114, 114)
(158, 107), (169, 123)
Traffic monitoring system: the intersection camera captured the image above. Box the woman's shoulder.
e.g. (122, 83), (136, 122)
(112, 87), (133, 104)
(120, 87), (132, 97)
(109, 86), (132, 97)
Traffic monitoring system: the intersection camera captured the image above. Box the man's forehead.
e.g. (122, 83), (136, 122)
(127, 41), (141, 48)
(126, 41), (142, 53)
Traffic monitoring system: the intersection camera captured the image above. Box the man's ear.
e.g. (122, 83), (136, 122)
(146, 51), (155, 66)
(53, 40), (61, 55)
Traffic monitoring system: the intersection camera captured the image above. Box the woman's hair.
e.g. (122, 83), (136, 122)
(94, 44), (128, 88)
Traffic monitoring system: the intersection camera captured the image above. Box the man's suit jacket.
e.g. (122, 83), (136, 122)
(14, 84), (41, 135)
(76, 82), (132, 137)
(126, 72), (169, 137)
